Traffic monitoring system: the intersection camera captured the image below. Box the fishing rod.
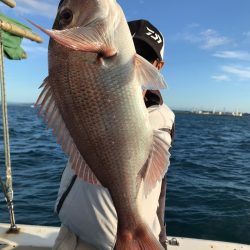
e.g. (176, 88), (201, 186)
(0, 19), (43, 43)
(0, 0), (42, 43)
(0, 0), (16, 8)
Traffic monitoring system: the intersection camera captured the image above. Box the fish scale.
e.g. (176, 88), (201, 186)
(49, 44), (150, 187)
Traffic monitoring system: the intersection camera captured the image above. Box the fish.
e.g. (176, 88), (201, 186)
(32, 0), (170, 249)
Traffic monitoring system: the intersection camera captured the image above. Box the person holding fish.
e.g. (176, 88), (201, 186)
(33, 0), (174, 249)
(51, 19), (174, 250)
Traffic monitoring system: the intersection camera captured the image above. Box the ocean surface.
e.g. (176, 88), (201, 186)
(0, 104), (249, 245)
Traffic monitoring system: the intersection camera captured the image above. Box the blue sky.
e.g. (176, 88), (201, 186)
(1, 0), (250, 113)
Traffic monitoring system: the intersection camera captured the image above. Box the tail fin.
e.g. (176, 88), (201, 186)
(115, 224), (164, 250)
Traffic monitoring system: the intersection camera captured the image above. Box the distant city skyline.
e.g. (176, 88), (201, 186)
(1, 0), (250, 113)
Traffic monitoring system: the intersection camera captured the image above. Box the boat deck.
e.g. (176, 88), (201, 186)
(167, 236), (250, 250)
(0, 223), (58, 250)
(1, 223), (250, 250)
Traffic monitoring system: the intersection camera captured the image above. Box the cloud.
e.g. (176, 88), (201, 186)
(211, 75), (230, 81)
(213, 51), (250, 61)
(179, 26), (230, 50)
(243, 30), (250, 38)
(16, 0), (57, 19)
(199, 29), (229, 49)
(222, 65), (250, 80)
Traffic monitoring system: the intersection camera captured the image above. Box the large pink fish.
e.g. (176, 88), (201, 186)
(33, 0), (169, 249)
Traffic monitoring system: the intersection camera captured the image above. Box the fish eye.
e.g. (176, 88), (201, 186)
(59, 8), (73, 25)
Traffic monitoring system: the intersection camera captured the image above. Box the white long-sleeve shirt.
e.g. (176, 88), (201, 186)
(54, 104), (175, 250)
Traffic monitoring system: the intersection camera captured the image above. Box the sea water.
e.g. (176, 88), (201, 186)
(0, 105), (249, 244)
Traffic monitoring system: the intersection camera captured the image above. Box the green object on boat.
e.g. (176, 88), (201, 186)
(0, 13), (30, 60)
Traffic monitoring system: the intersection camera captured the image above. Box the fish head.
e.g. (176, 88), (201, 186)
(28, 0), (134, 65)
(54, 0), (117, 30)
(40, 0), (124, 61)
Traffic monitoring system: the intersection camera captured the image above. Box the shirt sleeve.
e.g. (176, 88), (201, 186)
(148, 103), (175, 144)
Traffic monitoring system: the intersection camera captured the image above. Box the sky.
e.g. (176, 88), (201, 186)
(1, 0), (250, 113)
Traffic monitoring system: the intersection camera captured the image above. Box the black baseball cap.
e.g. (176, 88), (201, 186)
(128, 19), (164, 61)
(58, 0), (64, 7)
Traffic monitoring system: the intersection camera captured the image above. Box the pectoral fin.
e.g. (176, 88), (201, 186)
(28, 20), (117, 58)
(134, 54), (167, 90)
(138, 130), (171, 196)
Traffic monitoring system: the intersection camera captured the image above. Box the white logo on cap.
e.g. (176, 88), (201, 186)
(146, 27), (162, 44)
